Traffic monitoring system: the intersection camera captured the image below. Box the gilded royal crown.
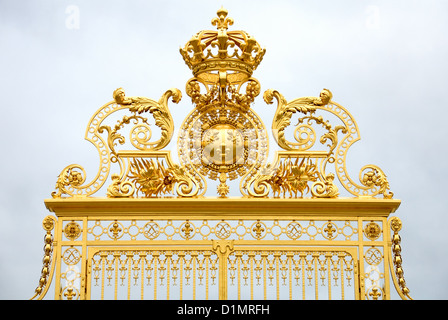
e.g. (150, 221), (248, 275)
(180, 7), (266, 81)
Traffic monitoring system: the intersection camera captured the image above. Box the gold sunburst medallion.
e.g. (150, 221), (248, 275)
(178, 104), (268, 197)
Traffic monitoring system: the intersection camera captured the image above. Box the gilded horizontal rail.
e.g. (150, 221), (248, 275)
(45, 197), (401, 218)
(59, 241), (387, 248)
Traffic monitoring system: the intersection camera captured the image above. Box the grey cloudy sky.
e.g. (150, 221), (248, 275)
(0, 0), (447, 299)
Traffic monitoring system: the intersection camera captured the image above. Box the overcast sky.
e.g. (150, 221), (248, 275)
(1, 0), (447, 300)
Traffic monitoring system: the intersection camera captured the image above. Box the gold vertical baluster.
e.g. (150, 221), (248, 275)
(340, 253), (345, 300)
(114, 253), (119, 300)
(301, 253), (306, 300)
(327, 253), (332, 300)
(140, 253), (145, 300)
(153, 253), (158, 300)
(101, 253), (106, 300)
(179, 252), (184, 300)
(192, 253), (197, 300)
(288, 253), (292, 300)
(275, 252), (280, 300)
(314, 253), (319, 300)
(145, 256), (152, 286)
(250, 252), (254, 300)
(127, 254), (132, 300)
(262, 253), (267, 300)
(166, 252), (171, 300)
(205, 252), (210, 300)
(237, 253), (241, 300)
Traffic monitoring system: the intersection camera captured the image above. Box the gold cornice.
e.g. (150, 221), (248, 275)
(44, 197), (400, 218)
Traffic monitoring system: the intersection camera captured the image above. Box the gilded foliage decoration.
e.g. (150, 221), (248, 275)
(129, 158), (178, 197)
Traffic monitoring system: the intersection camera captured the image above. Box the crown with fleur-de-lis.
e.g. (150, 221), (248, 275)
(180, 7), (266, 79)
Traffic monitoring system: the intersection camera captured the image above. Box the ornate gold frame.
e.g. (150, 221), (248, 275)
(31, 7), (411, 300)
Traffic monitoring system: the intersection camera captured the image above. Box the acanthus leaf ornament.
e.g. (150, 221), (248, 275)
(106, 174), (135, 198)
(265, 88), (333, 151)
(111, 87), (180, 151)
(311, 172), (339, 198)
(51, 164), (86, 198)
(360, 165), (394, 199)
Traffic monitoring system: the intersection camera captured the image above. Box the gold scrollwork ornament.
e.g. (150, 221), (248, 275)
(265, 88), (332, 151)
(111, 87), (181, 151)
(51, 165), (86, 198)
(106, 174), (135, 198)
(62, 247), (81, 265)
(360, 166), (394, 199)
(365, 247), (383, 266)
(311, 173), (339, 198)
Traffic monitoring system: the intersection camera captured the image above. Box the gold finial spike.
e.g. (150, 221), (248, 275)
(217, 6), (228, 18)
(212, 6), (234, 30)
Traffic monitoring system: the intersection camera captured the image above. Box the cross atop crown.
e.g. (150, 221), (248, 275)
(179, 7), (266, 79)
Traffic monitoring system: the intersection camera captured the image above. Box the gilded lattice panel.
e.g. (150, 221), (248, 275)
(84, 219), (360, 242)
(82, 247), (359, 300)
(226, 248), (357, 300)
(59, 246), (83, 300)
(88, 248), (220, 300)
(363, 246), (387, 300)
